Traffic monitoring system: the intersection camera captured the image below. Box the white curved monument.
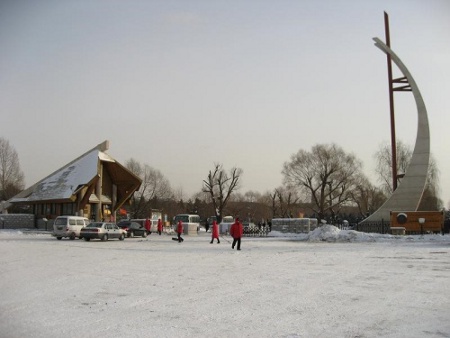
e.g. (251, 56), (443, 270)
(361, 38), (430, 224)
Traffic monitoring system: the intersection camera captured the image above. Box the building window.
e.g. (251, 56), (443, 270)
(62, 203), (74, 215)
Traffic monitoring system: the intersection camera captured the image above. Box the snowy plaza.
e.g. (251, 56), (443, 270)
(1, 227), (449, 338)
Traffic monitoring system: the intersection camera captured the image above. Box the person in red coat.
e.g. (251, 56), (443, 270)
(229, 218), (243, 250)
(210, 220), (220, 244)
(157, 219), (163, 235)
(176, 220), (184, 243)
(145, 218), (151, 234)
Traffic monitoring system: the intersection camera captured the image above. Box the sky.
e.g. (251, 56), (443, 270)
(1, 0), (449, 205)
(1, 226), (450, 337)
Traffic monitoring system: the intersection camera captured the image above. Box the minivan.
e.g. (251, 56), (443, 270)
(173, 214), (201, 235)
(52, 216), (90, 240)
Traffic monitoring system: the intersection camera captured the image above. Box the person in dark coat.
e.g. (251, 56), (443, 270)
(229, 218), (243, 250)
(177, 220), (184, 242)
(157, 219), (163, 235)
(210, 220), (220, 244)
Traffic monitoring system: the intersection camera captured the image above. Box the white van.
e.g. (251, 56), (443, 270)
(173, 214), (200, 235)
(52, 216), (90, 240)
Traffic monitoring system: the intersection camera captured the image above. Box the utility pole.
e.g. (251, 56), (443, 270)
(384, 11), (398, 191)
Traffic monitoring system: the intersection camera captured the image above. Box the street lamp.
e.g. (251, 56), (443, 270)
(418, 218), (425, 236)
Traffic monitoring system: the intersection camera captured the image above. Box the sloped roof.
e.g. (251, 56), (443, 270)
(9, 141), (141, 204)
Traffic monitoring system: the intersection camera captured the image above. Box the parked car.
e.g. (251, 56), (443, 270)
(52, 216), (90, 240)
(117, 221), (148, 238)
(129, 218), (160, 233)
(81, 222), (126, 241)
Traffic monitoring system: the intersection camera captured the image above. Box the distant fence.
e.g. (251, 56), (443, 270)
(271, 218), (319, 234)
(444, 219), (450, 234)
(355, 220), (390, 234)
(243, 226), (270, 237)
(218, 223), (270, 237)
(0, 214), (36, 229)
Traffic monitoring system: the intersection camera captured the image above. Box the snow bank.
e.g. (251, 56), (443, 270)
(306, 224), (382, 242)
(271, 224), (449, 243)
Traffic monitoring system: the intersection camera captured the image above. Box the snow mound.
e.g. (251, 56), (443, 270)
(306, 224), (393, 242)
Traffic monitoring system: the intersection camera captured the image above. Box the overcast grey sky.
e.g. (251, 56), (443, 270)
(1, 0), (449, 205)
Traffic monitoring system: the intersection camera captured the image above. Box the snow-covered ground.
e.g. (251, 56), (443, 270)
(1, 226), (449, 338)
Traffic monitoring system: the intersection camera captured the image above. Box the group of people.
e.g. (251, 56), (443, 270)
(144, 218), (163, 235)
(142, 217), (244, 249)
(175, 217), (244, 250)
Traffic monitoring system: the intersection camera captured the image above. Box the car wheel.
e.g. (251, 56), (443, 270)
(119, 233), (125, 241)
(69, 234), (76, 240)
(101, 234), (108, 241)
(56, 237), (62, 240)
(142, 231), (147, 238)
(84, 237), (90, 241)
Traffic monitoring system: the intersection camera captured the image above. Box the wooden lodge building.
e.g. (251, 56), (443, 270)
(9, 141), (141, 222)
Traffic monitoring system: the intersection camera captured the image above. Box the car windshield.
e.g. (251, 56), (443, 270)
(86, 223), (103, 228)
(175, 215), (189, 223)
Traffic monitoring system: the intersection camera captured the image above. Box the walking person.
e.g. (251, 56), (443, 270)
(230, 217), (243, 250)
(157, 218), (163, 235)
(177, 220), (184, 243)
(145, 217), (151, 235)
(210, 220), (220, 244)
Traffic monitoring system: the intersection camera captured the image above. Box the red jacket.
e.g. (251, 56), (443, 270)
(230, 221), (243, 239)
(211, 221), (219, 238)
(157, 219), (163, 232)
(145, 219), (151, 232)
(177, 221), (183, 235)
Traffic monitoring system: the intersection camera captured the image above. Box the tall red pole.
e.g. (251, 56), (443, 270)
(384, 11), (398, 191)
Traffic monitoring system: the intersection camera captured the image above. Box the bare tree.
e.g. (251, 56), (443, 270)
(125, 158), (173, 218)
(202, 163), (242, 223)
(0, 137), (25, 201)
(269, 186), (301, 218)
(349, 174), (386, 217)
(282, 143), (365, 222)
(243, 190), (262, 203)
(374, 140), (442, 209)
(374, 140), (412, 195)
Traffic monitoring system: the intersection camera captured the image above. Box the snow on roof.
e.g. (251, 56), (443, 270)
(8, 140), (141, 206)
(98, 151), (115, 163)
(23, 149), (99, 201)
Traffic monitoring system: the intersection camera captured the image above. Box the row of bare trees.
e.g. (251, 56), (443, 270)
(125, 142), (441, 223)
(1, 137), (443, 222)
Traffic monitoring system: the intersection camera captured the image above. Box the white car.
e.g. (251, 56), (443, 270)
(81, 222), (126, 241)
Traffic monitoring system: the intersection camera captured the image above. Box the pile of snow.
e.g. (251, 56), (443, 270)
(307, 224), (382, 242)
(271, 224), (450, 243)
